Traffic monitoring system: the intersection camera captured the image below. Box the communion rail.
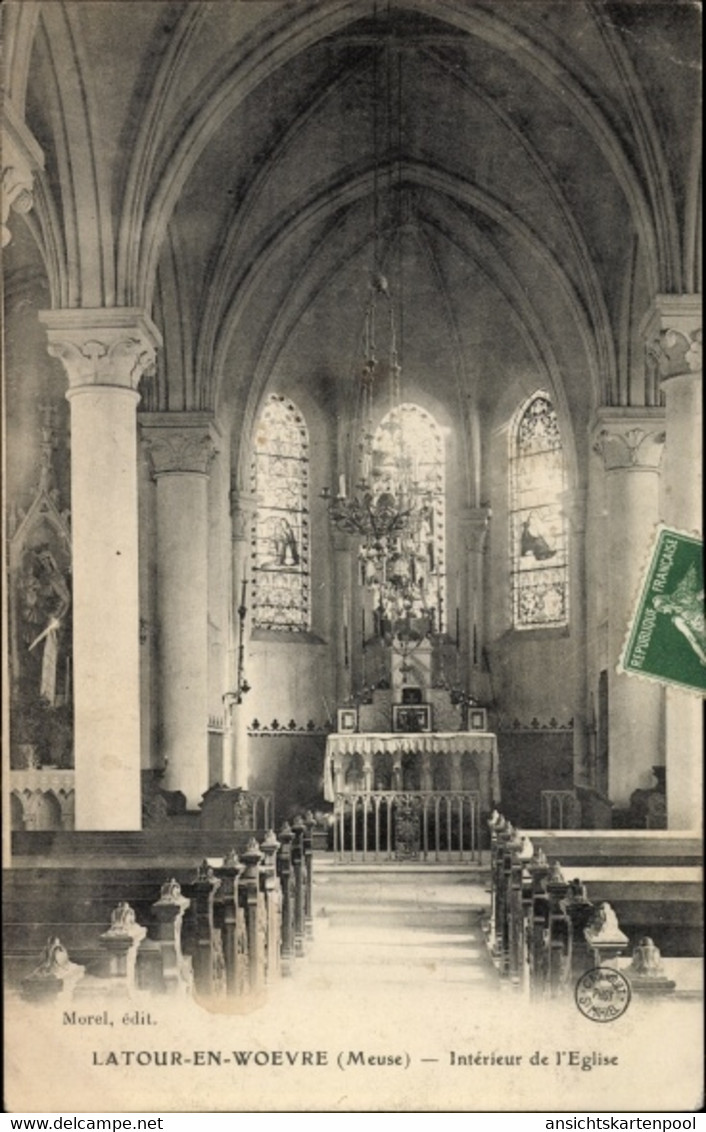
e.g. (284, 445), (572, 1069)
(333, 790), (481, 863)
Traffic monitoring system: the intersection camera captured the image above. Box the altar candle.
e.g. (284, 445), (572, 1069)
(361, 608), (366, 649)
(455, 607), (460, 649)
(339, 473), (346, 498)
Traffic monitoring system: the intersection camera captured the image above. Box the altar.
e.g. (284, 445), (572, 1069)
(323, 641), (500, 860)
(324, 731), (500, 811)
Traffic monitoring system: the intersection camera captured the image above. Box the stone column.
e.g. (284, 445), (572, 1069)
(461, 506), (491, 702)
(593, 411), (665, 807)
(40, 308), (160, 830)
(2, 101), (43, 247)
(645, 297), (702, 829)
(142, 413), (218, 808)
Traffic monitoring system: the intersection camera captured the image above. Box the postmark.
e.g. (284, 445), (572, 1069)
(619, 526), (705, 695)
(575, 967), (631, 1023)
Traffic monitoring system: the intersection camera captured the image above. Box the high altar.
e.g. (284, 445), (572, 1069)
(324, 639), (500, 860)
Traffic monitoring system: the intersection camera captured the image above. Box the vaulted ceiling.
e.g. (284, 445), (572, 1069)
(6, 0), (702, 476)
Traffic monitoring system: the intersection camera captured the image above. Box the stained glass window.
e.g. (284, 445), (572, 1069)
(372, 403), (446, 630)
(251, 394), (310, 631)
(510, 392), (568, 629)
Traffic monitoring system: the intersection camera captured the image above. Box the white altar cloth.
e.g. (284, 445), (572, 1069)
(324, 731), (500, 805)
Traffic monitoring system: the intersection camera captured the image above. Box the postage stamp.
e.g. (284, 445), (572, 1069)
(575, 967), (631, 1023)
(619, 526), (705, 695)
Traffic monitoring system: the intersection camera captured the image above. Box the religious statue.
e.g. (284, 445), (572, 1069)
(22, 546), (71, 706)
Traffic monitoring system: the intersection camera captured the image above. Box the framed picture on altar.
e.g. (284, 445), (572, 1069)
(337, 707), (358, 733)
(392, 704), (432, 733)
(468, 707), (488, 732)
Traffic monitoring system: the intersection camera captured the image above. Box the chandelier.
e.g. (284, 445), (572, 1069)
(322, 272), (439, 641)
(322, 36), (442, 645)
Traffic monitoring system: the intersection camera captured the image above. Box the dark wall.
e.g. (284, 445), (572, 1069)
(247, 733), (329, 825)
(498, 728), (574, 827)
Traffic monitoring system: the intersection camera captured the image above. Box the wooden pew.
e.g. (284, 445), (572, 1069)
(486, 811), (681, 1000)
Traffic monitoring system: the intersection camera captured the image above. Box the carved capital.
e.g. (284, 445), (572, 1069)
(141, 413), (219, 477)
(460, 505), (492, 553)
(642, 295), (702, 381)
(40, 309), (161, 392)
(2, 102), (43, 247)
(648, 327), (703, 380)
(592, 411), (665, 471)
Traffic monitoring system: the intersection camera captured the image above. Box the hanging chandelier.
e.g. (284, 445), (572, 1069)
(322, 36), (441, 643)
(321, 271), (439, 640)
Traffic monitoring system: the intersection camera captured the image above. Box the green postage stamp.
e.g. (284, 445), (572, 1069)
(620, 526), (705, 695)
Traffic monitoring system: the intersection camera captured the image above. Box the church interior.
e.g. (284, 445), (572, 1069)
(2, 0), (703, 1068)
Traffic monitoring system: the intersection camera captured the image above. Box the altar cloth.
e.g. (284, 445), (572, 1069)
(324, 731), (500, 805)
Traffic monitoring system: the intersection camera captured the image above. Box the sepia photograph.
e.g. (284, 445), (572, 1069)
(1, 0), (703, 1116)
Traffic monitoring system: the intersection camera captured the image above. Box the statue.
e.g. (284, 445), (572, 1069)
(23, 547), (71, 707)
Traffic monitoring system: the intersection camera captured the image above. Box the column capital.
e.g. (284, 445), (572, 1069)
(642, 295), (702, 380)
(39, 308), (162, 391)
(460, 505), (492, 553)
(141, 412), (219, 477)
(2, 100), (44, 247)
(592, 409), (666, 471)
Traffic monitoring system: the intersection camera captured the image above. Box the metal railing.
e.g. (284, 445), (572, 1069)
(333, 790), (481, 863)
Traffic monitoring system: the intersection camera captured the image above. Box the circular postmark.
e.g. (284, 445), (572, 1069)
(575, 967), (631, 1023)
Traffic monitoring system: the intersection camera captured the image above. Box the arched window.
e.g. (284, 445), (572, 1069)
(372, 402), (446, 630)
(509, 392), (568, 629)
(251, 394), (310, 631)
